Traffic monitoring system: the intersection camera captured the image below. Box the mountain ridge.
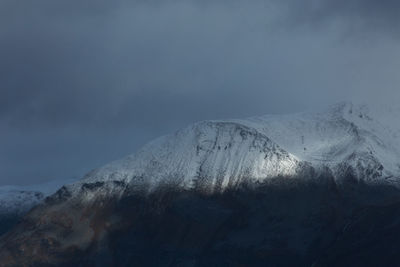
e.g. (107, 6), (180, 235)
(62, 102), (400, 199)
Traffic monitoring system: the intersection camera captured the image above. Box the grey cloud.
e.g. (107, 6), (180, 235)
(275, 0), (400, 35)
(0, 0), (299, 129)
(1, 0), (399, 185)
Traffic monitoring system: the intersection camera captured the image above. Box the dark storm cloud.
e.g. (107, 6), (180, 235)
(1, 0), (400, 185)
(276, 0), (400, 34)
(0, 0), (297, 130)
(1, 0), (399, 129)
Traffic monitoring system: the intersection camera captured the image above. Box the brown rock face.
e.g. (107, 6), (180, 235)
(0, 182), (126, 266)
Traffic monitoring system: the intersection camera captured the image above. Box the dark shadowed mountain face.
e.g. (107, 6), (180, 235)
(0, 215), (21, 237)
(2, 175), (400, 267)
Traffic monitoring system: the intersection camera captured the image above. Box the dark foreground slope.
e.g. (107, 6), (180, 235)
(2, 176), (400, 267)
(0, 214), (22, 237)
(0, 181), (75, 237)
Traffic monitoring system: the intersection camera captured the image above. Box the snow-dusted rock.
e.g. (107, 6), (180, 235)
(65, 102), (400, 198)
(240, 102), (400, 185)
(0, 179), (75, 215)
(76, 121), (303, 196)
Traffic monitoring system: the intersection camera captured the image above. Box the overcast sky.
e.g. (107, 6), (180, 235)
(1, 0), (400, 185)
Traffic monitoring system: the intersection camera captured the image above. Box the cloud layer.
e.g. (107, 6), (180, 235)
(1, 0), (400, 184)
(279, 0), (400, 31)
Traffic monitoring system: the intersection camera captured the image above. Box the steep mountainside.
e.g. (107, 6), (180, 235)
(67, 102), (400, 198)
(241, 102), (400, 184)
(80, 121), (304, 193)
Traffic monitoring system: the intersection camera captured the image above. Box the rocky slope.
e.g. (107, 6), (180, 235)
(0, 180), (75, 236)
(3, 177), (400, 266)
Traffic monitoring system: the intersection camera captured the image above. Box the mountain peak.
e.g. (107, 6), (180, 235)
(79, 120), (302, 195)
(61, 102), (400, 199)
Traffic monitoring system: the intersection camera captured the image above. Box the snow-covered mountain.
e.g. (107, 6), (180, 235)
(10, 101), (399, 212)
(2, 102), (400, 266)
(64, 102), (400, 200)
(0, 179), (75, 215)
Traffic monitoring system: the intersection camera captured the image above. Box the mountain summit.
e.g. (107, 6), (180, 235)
(67, 102), (400, 197)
